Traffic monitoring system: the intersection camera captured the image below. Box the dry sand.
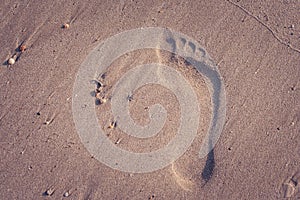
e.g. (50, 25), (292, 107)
(0, 0), (299, 199)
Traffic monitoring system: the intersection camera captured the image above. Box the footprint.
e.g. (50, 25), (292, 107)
(164, 33), (226, 181)
(167, 36), (207, 61)
(73, 27), (226, 173)
(188, 41), (196, 53)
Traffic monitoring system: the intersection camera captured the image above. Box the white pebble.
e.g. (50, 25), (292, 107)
(8, 58), (15, 65)
(45, 188), (55, 196)
(63, 191), (70, 197)
(63, 23), (70, 29)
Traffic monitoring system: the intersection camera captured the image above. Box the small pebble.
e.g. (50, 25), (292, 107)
(95, 80), (103, 89)
(19, 45), (26, 52)
(8, 58), (15, 65)
(63, 23), (70, 29)
(95, 92), (102, 99)
(95, 94), (107, 104)
(63, 191), (70, 197)
(100, 98), (107, 104)
(45, 188), (55, 196)
(291, 122), (295, 126)
(108, 121), (117, 129)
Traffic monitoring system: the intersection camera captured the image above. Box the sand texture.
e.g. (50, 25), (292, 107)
(0, 0), (299, 199)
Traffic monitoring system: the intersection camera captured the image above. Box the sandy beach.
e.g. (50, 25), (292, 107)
(0, 0), (299, 199)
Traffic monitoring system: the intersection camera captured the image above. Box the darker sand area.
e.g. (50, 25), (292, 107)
(0, 0), (299, 199)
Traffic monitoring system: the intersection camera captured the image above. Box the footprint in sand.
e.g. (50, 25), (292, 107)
(72, 27), (226, 173)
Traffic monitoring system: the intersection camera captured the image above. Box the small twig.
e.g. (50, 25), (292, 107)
(227, 0), (300, 54)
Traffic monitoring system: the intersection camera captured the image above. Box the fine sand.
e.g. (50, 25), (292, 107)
(0, 0), (299, 199)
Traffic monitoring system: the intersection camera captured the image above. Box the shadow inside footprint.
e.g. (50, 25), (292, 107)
(201, 149), (215, 182)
